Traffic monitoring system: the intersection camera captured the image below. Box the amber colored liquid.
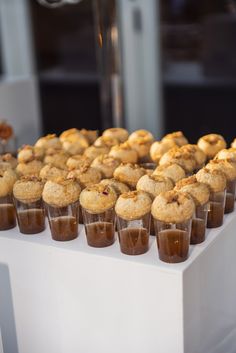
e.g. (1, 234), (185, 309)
(118, 228), (149, 255)
(158, 229), (189, 263)
(207, 202), (224, 228)
(150, 217), (155, 236)
(17, 209), (45, 234)
(0, 204), (16, 230)
(191, 218), (206, 245)
(50, 216), (78, 241)
(85, 222), (115, 248)
(225, 193), (235, 214)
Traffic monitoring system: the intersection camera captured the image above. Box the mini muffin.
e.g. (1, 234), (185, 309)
(35, 134), (62, 151)
(109, 142), (138, 164)
(91, 154), (120, 178)
(62, 140), (85, 156)
(102, 127), (129, 143)
(0, 167), (17, 197)
(231, 139), (236, 149)
(175, 175), (210, 206)
(13, 176), (44, 203)
(44, 149), (69, 170)
(43, 177), (81, 208)
(0, 153), (17, 169)
(83, 145), (110, 161)
(159, 147), (196, 173)
(136, 174), (173, 199)
(150, 139), (177, 163)
(67, 166), (102, 189)
(18, 145), (44, 163)
(100, 178), (130, 196)
(162, 131), (188, 147)
(128, 129), (154, 158)
(197, 134), (226, 159)
(214, 148), (236, 162)
(66, 155), (92, 171)
(206, 160), (236, 182)
(16, 160), (44, 177)
(196, 167), (226, 193)
(151, 190), (195, 223)
(59, 128), (89, 149)
(115, 190), (152, 221)
(113, 163), (146, 188)
(94, 136), (119, 148)
(153, 163), (186, 184)
(39, 164), (68, 182)
(80, 129), (98, 145)
(80, 183), (117, 214)
(180, 144), (206, 169)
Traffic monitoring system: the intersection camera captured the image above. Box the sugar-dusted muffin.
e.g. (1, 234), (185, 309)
(94, 136), (119, 148)
(113, 163), (146, 188)
(0, 167), (17, 197)
(59, 128), (89, 149)
(206, 159), (236, 182)
(100, 178), (130, 196)
(16, 160), (44, 177)
(151, 190), (195, 223)
(231, 138), (236, 149)
(66, 154), (92, 171)
(196, 167), (226, 193)
(159, 147), (196, 173)
(18, 145), (44, 163)
(150, 139), (177, 163)
(67, 166), (102, 189)
(115, 190), (152, 221)
(91, 154), (120, 178)
(80, 183), (117, 214)
(39, 164), (68, 182)
(179, 144), (206, 169)
(175, 175), (210, 206)
(214, 148), (236, 162)
(153, 163), (186, 184)
(43, 177), (81, 208)
(0, 153), (17, 169)
(44, 149), (69, 170)
(136, 174), (173, 199)
(162, 131), (188, 147)
(62, 140), (85, 156)
(128, 129), (154, 158)
(83, 145), (110, 161)
(102, 127), (129, 143)
(197, 134), (226, 159)
(80, 129), (98, 145)
(35, 134), (62, 151)
(13, 176), (44, 203)
(109, 142), (138, 164)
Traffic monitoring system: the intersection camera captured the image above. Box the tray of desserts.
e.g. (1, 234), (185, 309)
(0, 126), (236, 264)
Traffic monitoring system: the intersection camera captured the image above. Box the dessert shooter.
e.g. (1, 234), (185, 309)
(59, 128), (89, 149)
(137, 174), (174, 235)
(35, 133), (62, 151)
(102, 127), (129, 143)
(0, 153), (18, 169)
(13, 176), (45, 234)
(179, 144), (206, 171)
(175, 176), (210, 244)
(39, 164), (68, 182)
(151, 190), (195, 263)
(115, 191), (152, 255)
(150, 139), (177, 164)
(128, 129), (154, 162)
(159, 147), (197, 176)
(161, 131), (188, 147)
(44, 148), (69, 170)
(197, 134), (226, 161)
(80, 129), (98, 145)
(83, 145), (109, 161)
(215, 148), (236, 162)
(91, 154), (120, 178)
(0, 166), (17, 230)
(153, 163), (186, 184)
(43, 177), (81, 241)
(109, 142), (138, 164)
(16, 145), (44, 177)
(80, 184), (117, 247)
(113, 163), (146, 189)
(206, 160), (236, 214)
(66, 155), (92, 171)
(196, 168), (226, 228)
(100, 178), (130, 196)
(94, 136), (119, 148)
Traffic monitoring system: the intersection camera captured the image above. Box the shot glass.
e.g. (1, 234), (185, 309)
(225, 180), (236, 214)
(154, 219), (192, 263)
(190, 202), (209, 245)
(14, 198), (45, 234)
(117, 213), (150, 255)
(0, 194), (16, 230)
(82, 207), (115, 248)
(45, 201), (79, 241)
(207, 190), (226, 228)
